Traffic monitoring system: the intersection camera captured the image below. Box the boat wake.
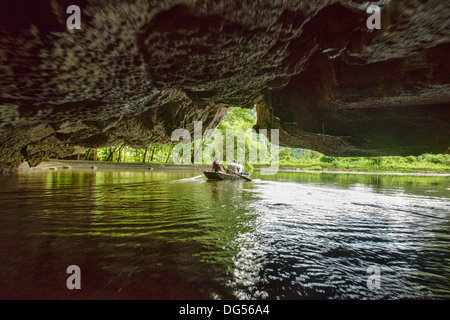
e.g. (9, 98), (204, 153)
(176, 175), (205, 182)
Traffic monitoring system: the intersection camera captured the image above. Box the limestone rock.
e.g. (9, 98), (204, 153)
(0, 0), (448, 172)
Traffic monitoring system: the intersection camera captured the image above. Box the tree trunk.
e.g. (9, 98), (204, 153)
(165, 144), (175, 163)
(117, 146), (123, 162)
(143, 148), (148, 163)
(106, 147), (117, 161)
(150, 144), (156, 161)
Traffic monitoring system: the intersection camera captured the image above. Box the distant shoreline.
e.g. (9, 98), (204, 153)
(253, 165), (450, 176)
(18, 160), (209, 173)
(259, 168), (450, 176)
(17, 160), (450, 177)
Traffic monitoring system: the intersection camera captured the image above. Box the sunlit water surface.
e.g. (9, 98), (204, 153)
(0, 170), (448, 299)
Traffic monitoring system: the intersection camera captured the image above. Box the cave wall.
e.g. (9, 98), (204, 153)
(0, 0), (449, 172)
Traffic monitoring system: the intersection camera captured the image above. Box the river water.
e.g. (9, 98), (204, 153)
(0, 169), (448, 299)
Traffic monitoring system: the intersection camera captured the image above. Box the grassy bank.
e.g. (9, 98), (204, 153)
(256, 154), (450, 174)
(275, 163), (450, 173)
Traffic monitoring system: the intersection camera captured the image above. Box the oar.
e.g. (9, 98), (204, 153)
(227, 168), (251, 181)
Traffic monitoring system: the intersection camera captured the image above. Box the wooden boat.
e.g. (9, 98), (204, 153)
(203, 171), (251, 181)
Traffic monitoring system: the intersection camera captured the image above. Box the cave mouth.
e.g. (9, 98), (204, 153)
(0, 0), (449, 174)
(50, 106), (449, 174)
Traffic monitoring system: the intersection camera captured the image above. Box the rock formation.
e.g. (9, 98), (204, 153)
(0, 0), (449, 173)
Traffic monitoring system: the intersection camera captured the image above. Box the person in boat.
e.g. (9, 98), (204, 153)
(226, 159), (239, 174)
(212, 157), (223, 173)
(237, 160), (244, 175)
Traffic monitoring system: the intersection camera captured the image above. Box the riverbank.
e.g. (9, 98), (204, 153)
(253, 164), (450, 176)
(17, 160), (209, 173)
(18, 160), (450, 176)
(266, 157), (450, 174)
(257, 167), (450, 176)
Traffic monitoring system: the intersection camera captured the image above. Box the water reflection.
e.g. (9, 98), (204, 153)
(0, 170), (448, 299)
(230, 172), (449, 299)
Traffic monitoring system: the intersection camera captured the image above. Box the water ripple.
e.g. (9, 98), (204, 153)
(0, 170), (448, 299)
